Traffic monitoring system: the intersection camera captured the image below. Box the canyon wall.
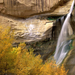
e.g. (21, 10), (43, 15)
(0, 0), (71, 18)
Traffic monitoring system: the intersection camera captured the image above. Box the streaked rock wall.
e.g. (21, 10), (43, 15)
(0, 0), (71, 18)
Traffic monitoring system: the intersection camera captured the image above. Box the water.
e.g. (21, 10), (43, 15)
(61, 16), (64, 25)
(54, 0), (74, 65)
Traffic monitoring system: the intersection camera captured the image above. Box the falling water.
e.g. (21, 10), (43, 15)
(54, 0), (74, 65)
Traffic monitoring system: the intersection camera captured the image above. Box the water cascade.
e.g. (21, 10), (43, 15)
(54, 0), (74, 65)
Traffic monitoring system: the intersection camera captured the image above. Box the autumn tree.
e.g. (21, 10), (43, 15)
(0, 25), (67, 75)
(0, 26), (15, 74)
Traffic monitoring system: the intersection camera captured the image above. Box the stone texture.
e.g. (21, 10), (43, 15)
(51, 0), (73, 16)
(0, 0), (3, 3)
(39, 0), (73, 16)
(0, 0), (72, 18)
(0, 15), (53, 43)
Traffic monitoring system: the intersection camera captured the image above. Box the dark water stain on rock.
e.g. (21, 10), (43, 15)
(26, 38), (56, 61)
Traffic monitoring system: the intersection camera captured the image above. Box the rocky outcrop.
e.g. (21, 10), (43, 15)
(0, 0), (72, 18)
(39, 0), (73, 16)
(49, 0), (73, 16)
(0, 15), (53, 43)
(0, 15), (56, 61)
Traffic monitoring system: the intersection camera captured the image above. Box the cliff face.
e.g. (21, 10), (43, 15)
(0, 0), (71, 18)
(0, 15), (53, 43)
(0, 0), (74, 62)
(0, 1), (75, 73)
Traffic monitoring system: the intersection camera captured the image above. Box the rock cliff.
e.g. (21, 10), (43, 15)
(0, 0), (72, 18)
(0, 15), (53, 43)
(0, 0), (75, 74)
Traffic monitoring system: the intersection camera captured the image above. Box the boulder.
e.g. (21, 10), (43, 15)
(0, 0), (71, 18)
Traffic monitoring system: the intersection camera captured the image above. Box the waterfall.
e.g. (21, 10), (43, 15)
(54, 0), (74, 65)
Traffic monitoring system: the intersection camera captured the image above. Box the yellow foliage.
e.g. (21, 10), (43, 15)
(0, 25), (68, 75)
(40, 62), (67, 75)
(14, 46), (68, 75)
(0, 26), (14, 74)
(14, 43), (42, 75)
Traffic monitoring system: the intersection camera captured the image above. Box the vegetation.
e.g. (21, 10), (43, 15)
(0, 26), (67, 75)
